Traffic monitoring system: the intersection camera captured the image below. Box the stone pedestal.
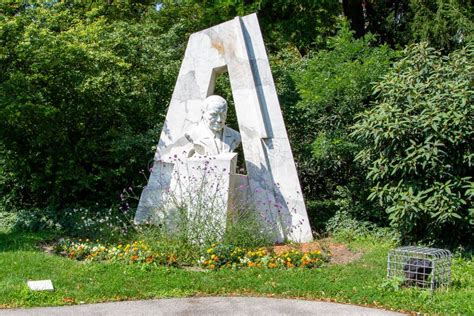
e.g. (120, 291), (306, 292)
(134, 161), (173, 224)
(136, 153), (238, 242)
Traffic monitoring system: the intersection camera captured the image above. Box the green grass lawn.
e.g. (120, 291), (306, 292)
(0, 230), (472, 314)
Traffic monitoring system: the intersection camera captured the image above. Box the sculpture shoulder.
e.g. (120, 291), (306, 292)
(224, 126), (240, 142)
(224, 126), (241, 153)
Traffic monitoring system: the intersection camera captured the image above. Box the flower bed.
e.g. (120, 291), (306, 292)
(55, 239), (178, 266)
(200, 244), (330, 270)
(55, 239), (331, 270)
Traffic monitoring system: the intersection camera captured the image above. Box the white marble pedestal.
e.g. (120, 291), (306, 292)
(139, 153), (239, 242)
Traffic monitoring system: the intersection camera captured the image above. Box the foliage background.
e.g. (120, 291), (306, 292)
(0, 1), (472, 246)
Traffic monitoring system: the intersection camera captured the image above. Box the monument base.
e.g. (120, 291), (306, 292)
(135, 153), (239, 244)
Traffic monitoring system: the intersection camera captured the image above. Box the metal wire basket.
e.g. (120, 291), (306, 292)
(387, 246), (451, 291)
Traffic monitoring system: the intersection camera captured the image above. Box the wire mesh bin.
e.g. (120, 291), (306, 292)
(387, 246), (451, 291)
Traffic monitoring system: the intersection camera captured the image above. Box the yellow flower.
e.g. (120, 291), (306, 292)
(207, 248), (213, 254)
(168, 255), (177, 263)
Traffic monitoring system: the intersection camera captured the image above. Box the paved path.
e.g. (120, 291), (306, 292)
(1, 297), (405, 315)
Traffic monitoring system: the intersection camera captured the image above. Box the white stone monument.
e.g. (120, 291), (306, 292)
(135, 13), (312, 243)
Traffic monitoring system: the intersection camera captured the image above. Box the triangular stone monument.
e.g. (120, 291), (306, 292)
(135, 13), (312, 243)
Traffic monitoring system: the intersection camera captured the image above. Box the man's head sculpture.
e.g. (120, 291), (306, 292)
(185, 95), (241, 156)
(202, 95), (228, 133)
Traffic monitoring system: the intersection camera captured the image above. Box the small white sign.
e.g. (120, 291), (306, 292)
(27, 280), (54, 291)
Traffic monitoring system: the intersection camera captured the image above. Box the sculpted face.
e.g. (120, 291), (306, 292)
(202, 96), (228, 132)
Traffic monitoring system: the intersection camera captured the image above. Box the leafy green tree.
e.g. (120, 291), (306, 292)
(344, 0), (473, 52)
(293, 21), (395, 224)
(0, 2), (184, 209)
(409, 0), (473, 52)
(363, 0), (411, 47)
(160, 0), (341, 55)
(352, 43), (473, 244)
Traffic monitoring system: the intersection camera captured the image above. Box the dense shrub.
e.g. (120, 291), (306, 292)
(0, 3), (183, 209)
(293, 21), (396, 224)
(352, 43), (473, 245)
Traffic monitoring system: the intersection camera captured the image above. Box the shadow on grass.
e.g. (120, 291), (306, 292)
(0, 229), (59, 252)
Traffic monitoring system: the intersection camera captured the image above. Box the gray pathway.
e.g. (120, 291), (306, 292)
(0, 297), (405, 315)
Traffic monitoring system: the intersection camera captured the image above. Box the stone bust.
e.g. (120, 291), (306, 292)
(185, 95), (241, 156)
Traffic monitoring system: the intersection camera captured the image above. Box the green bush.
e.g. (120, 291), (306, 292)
(293, 20), (395, 224)
(223, 209), (275, 249)
(11, 207), (62, 233)
(352, 42), (473, 245)
(326, 210), (400, 244)
(0, 3), (182, 209)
